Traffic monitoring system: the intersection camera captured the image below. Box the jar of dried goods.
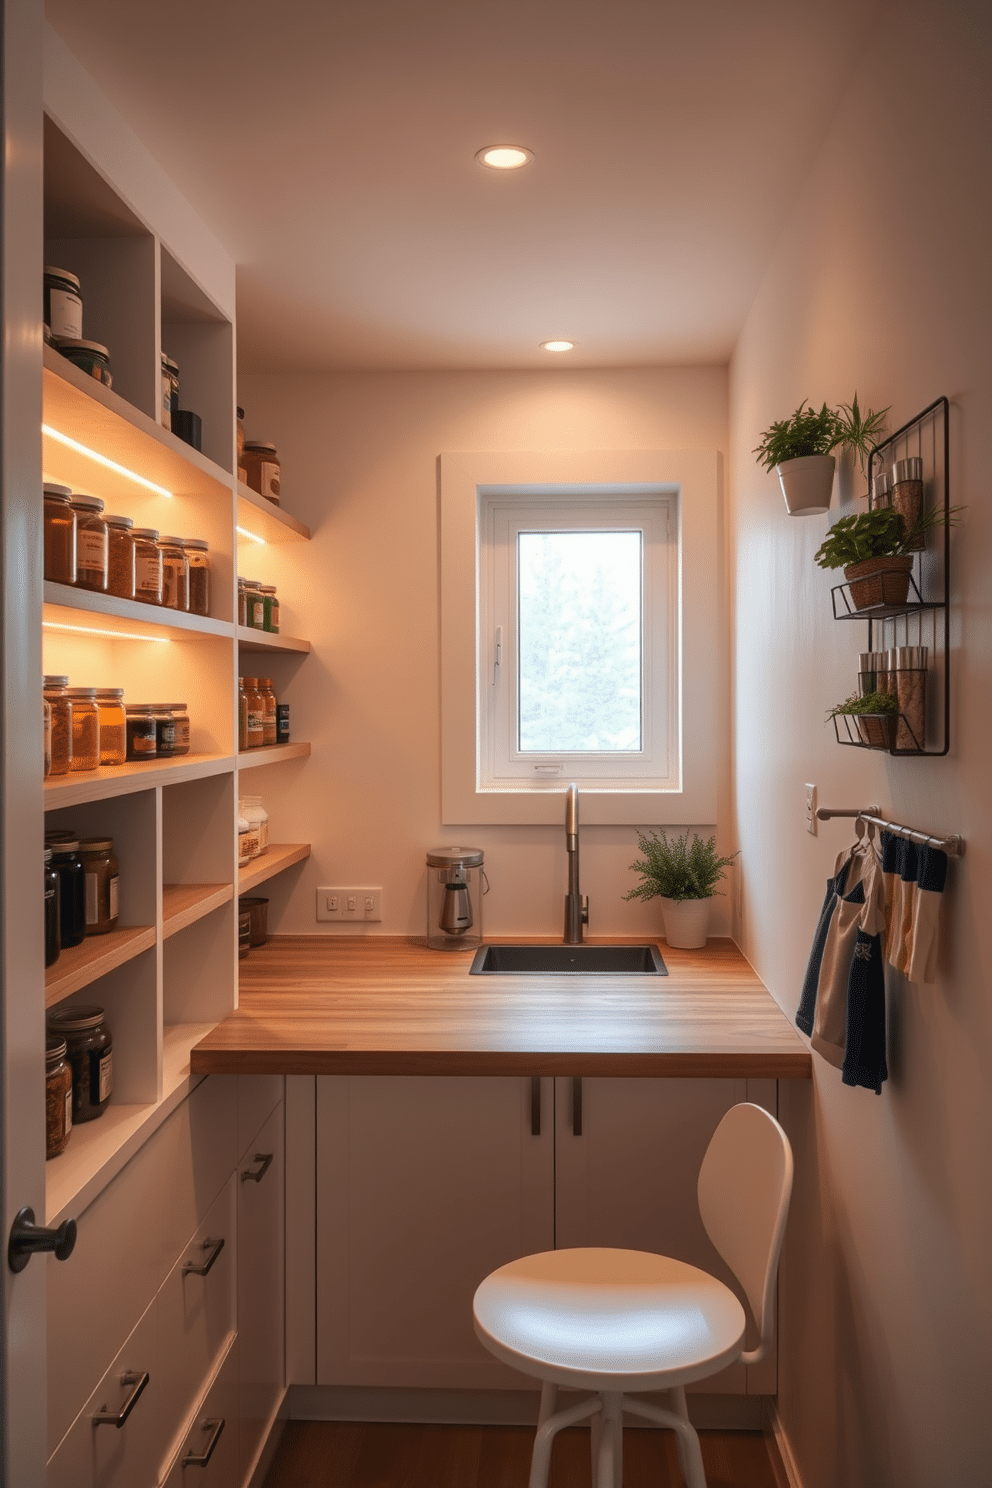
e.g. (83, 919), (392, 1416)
(46, 1034), (73, 1157)
(238, 813), (252, 867)
(44, 266), (83, 340)
(148, 705), (177, 757)
(243, 441), (280, 503)
(48, 1005), (113, 1122)
(244, 579), (265, 630)
(44, 676), (73, 775)
(242, 678), (263, 748)
(239, 795), (268, 856)
(237, 578), (248, 627)
(94, 687), (126, 766)
(57, 338), (112, 386)
(69, 495), (108, 592)
(124, 704), (158, 761)
(43, 483), (76, 585)
(183, 539), (210, 616)
(45, 848), (60, 967)
(44, 699), (52, 777)
(133, 528), (163, 604)
(166, 703), (190, 755)
(105, 514), (136, 600)
(161, 354), (180, 429)
(77, 839), (119, 935)
(159, 535), (189, 610)
(45, 835), (86, 949)
(65, 687), (100, 772)
(260, 585), (280, 633)
(258, 678), (277, 746)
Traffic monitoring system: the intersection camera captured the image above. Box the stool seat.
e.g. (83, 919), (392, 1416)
(474, 1247), (746, 1393)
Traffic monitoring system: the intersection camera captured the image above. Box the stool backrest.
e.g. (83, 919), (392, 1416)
(697, 1102), (793, 1357)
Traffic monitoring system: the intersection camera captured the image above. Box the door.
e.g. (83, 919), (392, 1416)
(2, 1), (48, 1481)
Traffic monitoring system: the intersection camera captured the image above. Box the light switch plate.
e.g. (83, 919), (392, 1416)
(316, 887), (383, 922)
(805, 783), (817, 835)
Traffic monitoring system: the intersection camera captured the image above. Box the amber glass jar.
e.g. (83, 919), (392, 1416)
(45, 848), (60, 967)
(105, 514), (136, 600)
(125, 705), (158, 761)
(44, 699), (52, 777)
(48, 1005), (113, 1122)
(78, 839), (119, 934)
(44, 483), (76, 585)
(70, 495), (108, 592)
(65, 687), (100, 772)
(133, 528), (163, 605)
(43, 676), (73, 775)
(242, 677), (263, 748)
(184, 539), (210, 616)
(258, 678), (277, 746)
(243, 441), (280, 503)
(160, 535), (189, 610)
(94, 688), (126, 766)
(45, 1035), (73, 1158)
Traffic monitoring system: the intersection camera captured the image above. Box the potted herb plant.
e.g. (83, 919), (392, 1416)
(753, 394), (888, 516)
(828, 689), (899, 749)
(623, 830), (739, 949)
(813, 503), (959, 610)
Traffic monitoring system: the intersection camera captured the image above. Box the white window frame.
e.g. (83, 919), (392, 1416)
(440, 449), (720, 827)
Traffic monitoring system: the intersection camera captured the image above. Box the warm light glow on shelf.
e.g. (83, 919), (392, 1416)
(236, 525), (266, 545)
(43, 620), (170, 643)
(42, 425), (174, 498)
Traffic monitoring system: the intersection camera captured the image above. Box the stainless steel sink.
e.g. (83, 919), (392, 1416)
(469, 944), (668, 975)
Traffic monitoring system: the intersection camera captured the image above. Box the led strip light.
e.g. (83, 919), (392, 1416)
(43, 425), (173, 498)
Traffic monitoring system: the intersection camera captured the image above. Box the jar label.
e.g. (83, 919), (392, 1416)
(77, 527), (107, 571)
(251, 600), (265, 627)
(260, 462), (280, 499)
(109, 874), (119, 921)
(135, 551), (162, 594)
(131, 731), (156, 755)
(98, 1049), (113, 1103)
(245, 824), (260, 856)
(49, 286), (82, 340)
(65, 1088), (73, 1135)
(247, 708), (263, 734)
(257, 818), (269, 851)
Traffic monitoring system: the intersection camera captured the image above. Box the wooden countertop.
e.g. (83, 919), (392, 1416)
(190, 936), (811, 1079)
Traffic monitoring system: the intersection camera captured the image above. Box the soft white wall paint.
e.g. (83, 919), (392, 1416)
(237, 367), (730, 939)
(729, 2), (992, 1484)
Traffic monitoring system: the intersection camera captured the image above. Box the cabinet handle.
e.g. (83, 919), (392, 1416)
(241, 1151), (273, 1184)
(183, 1416), (225, 1468)
(7, 1206), (76, 1273)
(572, 1077), (583, 1137)
(530, 1076), (541, 1136)
(92, 1370), (149, 1428)
(182, 1236), (225, 1277)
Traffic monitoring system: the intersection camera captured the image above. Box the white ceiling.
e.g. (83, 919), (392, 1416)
(46, 0), (875, 373)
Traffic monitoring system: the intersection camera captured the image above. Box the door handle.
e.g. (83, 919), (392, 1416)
(7, 1207), (76, 1273)
(241, 1152), (273, 1183)
(92, 1370), (149, 1428)
(182, 1236), (225, 1277)
(572, 1077), (583, 1137)
(183, 1416), (225, 1467)
(530, 1076), (541, 1136)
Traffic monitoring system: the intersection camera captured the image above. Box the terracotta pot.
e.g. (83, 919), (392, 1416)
(775, 454), (835, 516)
(659, 897), (711, 950)
(843, 554), (913, 610)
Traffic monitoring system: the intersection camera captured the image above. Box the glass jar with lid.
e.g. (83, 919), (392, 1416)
(78, 839), (119, 935)
(46, 1034), (73, 1158)
(258, 678), (277, 746)
(47, 1005), (113, 1122)
(165, 703), (190, 755)
(45, 834), (86, 949)
(45, 848), (60, 967)
(161, 353), (180, 429)
(65, 687), (100, 772)
(238, 812), (252, 867)
(237, 578), (248, 627)
(69, 495), (108, 592)
(241, 678), (263, 748)
(159, 535), (190, 610)
(57, 339), (112, 386)
(43, 483), (77, 585)
(44, 699), (52, 777)
(147, 706), (177, 757)
(243, 442), (281, 503)
(44, 265), (83, 340)
(124, 704), (157, 761)
(43, 676), (73, 775)
(133, 528), (163, 604)
(94, 687), (126, 766)
(105, 514), (136, 600)
(239, 796), (268, 856)
(260, 585), (280, 633)
(184, 539), (210, 616)
(244, 580), (265, 630)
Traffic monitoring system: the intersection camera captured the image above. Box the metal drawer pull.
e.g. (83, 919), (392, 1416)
(241, 1151), (273, 1184)
(93, 1370), (149, 1428)
(530, 1076), (541, 1136)
(573, 1076), (583, 1137)
(183, 1416), (225, 1468)
(182, 1236), (225, 1277)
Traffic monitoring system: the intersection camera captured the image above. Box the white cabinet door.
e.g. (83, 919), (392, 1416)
(161, 1342), (239, 1488)
(316, 1075), (554, 1389)
(237, 1102), (285, 1484)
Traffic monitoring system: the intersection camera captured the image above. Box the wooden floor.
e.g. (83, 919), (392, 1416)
(262, 1421), (782, 1488)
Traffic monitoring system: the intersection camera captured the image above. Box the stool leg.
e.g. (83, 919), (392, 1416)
(529, 1394), (601, 1488)
(590, 1403), (602, 1486)
(596, 1393), (623, 1488)
(538, 1381), (557, 1429)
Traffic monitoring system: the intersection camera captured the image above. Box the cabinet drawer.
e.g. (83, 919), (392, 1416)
(156, 1077), (239, 1269)
(48, 1296), (164, 1488)
(238, 1103), (285, 1481)
(237, 1073), (284, 1157)
(158, 1175), (237, 1454)
(161, 1342), (239, 1488)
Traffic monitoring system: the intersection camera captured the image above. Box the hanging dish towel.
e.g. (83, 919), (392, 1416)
(880, 829), (948, 984)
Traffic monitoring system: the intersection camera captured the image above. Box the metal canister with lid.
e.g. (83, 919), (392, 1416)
(426, 846), (486, 951)
(47, 1005), (113, 1123)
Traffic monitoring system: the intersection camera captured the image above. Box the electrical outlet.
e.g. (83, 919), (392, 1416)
(316, 887), (383, 922)
(805, 783), (818, 836)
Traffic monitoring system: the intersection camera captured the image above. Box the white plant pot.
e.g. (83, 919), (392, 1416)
(660, 897), (711, 950)
(775, 454), (835, 516)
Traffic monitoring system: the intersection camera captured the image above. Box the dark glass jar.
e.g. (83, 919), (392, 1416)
(46, 835), (86, 949)
(56, 338), (112, 387)
(165, 703), (190, 756)
(148, 706), (177, 757)
(44, 266), (83, 340)
(46, 1035), (73, 1159)
(44, 848), (60, 967)
(43, 483), (76, 585)
(47, 1006), (113, 1123)
(260, 585), (279, 634)
(125, 705), (158, 761)
(78, 838), (119, 934)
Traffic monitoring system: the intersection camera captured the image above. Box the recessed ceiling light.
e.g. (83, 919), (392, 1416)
(540, 340), (574, 353)
(476, 145), (533, 170)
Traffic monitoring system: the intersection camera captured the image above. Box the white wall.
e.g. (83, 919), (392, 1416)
(236, 367), (730, 939)
(729, 1), (992, 1484)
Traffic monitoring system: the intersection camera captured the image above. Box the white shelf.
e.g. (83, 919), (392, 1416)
(45, 753), (235, 808)
(45, 581), (234, 640)
(236, 480), (310, 543)
(162, 883), (234, 939)
(46, 924), (156, 1008)
(237, 742), (311, 771)
(238, 843), (311, 894)
(237, 626), (311, 655)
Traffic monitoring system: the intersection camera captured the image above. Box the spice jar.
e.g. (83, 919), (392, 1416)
(46, 835), (86, 949)
(165, 703), (190, 755)
(260, 585), (280, 633)
(124, 704), (158, 761)
(242, 678), (263, 749)
(57, 339), (112, 387)
(78, 839), (119, 934)
(243, 442), (281, 504)
(94, 688), (126, 766)
(106, 515), (136, 600)
(258, 678), (277, 746)
(244, 579), (265, 630)
(44, 483), (77, 585)
(184, 539), (210, 616)
(161, 354), (180, 430)
(69, 495), (108, 592)
(148, 706), (177, 757)
(44, 699), (52, 777)
(133, 528), (163, 605)
(46, 1034), (73, 1158)
(160, 535), (189, 611)
(44, 266), (83, 340)
(45, 848), (61, 967)
(48, 1005), (113, 1122)
(65, 687), (100, 772)
(44, 676), (73, 775)
(239, 796), (268, 856)
(238, 813), (252, 867)
(237, 579), (248, 627)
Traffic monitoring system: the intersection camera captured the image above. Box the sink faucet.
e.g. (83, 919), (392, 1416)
(563, 783), (589, 944)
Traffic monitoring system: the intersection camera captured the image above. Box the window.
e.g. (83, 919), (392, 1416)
(440, 450), (720, 827)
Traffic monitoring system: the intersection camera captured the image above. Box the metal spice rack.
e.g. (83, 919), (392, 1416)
(831, 395), (950, 756)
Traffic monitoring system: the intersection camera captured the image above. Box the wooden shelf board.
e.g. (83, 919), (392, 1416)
(43, 347), (234, 502)
(162, 883), (234, 939)
(236, 482), (310, 543)
(236, 625), (311, 655)
(237, 742), (311, 771)
(44, 582), (234, 640)
(238, 843), (311, 894)
(45, 924), (156, 1007)
(45, 752), (235, 808)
